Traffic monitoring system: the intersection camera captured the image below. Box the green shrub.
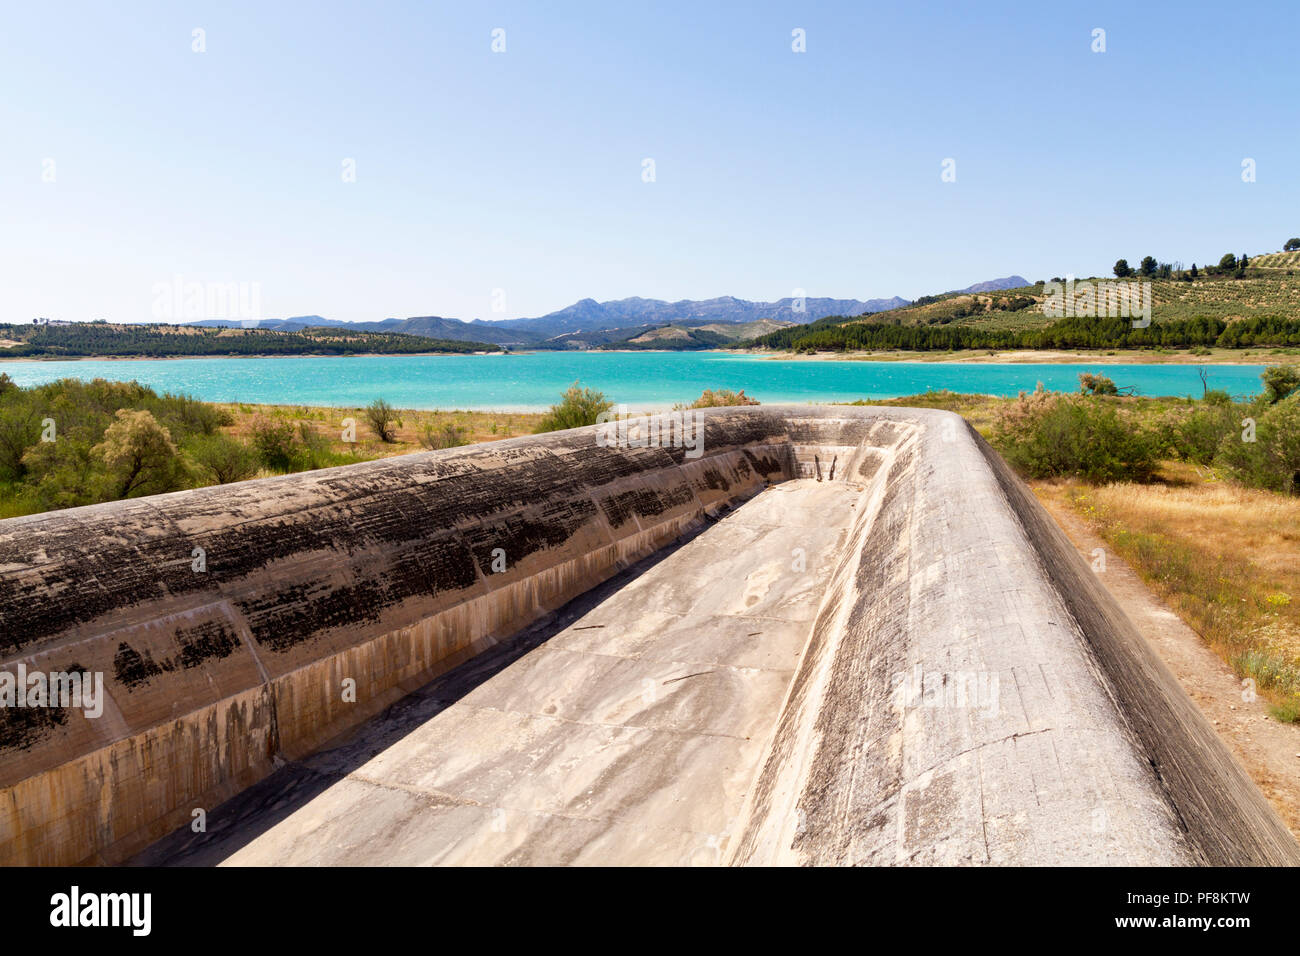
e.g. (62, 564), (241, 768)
(1215, 396), (1300, 495)
(1261, 365), (1300, 404)
(365, 398), (399, 443)
(993, 392), (1158, 483)
(21, 438), (103, 510)
(535, 382), (613, 433)
(294, 423), (335, 469)
(93, 409), (186, 499)
(1180, 410), (1236, 464)
(187, 433), (259, 484)
(0, 377), (371, 514)
(1154, 401), (1240, 465)
(154, 392), (232, 436)
(1269, 700), (1300, 724)
(250, 418), (301, 472)
(419, 422), (469, 450)
(0, 483), (42, 520)
(675, 388), (759, 409)
(0, 404), (41, 481)
(1078, 372), (1119, 396)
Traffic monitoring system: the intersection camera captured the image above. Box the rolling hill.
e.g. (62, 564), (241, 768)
(595, 318), (797, 351)
(741, 254), (1300, 353)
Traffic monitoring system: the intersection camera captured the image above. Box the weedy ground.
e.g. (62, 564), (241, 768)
(1034, 469), (1300, 722)
(217, 402), (544, 464)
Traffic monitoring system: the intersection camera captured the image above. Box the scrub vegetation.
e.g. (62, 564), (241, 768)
(533, 381), (614, 433)
(0, 374), (542, 519)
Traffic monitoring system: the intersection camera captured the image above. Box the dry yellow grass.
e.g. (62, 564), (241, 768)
(1086, 466), (1300, 580)
(1041, 466), (1300, 718)
(216, 402), (544, 463)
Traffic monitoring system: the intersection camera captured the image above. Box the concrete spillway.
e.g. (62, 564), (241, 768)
(1, 406), (1296, 866)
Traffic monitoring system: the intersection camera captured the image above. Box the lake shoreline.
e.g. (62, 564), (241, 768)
(732, 347), (1297, 366)
(2, 346), (1294, 365)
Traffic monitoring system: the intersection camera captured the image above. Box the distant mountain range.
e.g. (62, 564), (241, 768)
(476, 295), (909, 338)
(189, 278), (1028, 348)
(946, 276), (1029, 295)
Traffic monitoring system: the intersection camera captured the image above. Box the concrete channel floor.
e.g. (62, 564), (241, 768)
(135, 479), (862, 866)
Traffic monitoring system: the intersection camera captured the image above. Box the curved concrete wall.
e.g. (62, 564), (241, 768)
(726, 412), (1300, 866)
(0, 406), (1295, 866)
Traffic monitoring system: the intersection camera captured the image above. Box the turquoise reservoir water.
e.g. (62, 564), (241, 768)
(0, 352), (1269, 411)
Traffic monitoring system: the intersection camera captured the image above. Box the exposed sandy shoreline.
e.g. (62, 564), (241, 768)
(735, 348), (1292, 365)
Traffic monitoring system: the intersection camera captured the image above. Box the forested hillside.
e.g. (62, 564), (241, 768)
(743, 251), (1300, 353)
(750, 315), (1300, 352)
(0, 323), (499, 357)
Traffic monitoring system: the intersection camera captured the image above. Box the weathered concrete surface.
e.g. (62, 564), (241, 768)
(0, 412), (794, 864)
(1, 406), (1297, 866)
(726, 417), (1300, 866)
(135, 480), (859, 865)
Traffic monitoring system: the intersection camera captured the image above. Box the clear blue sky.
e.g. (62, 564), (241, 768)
(2, 0), (1297, 323)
